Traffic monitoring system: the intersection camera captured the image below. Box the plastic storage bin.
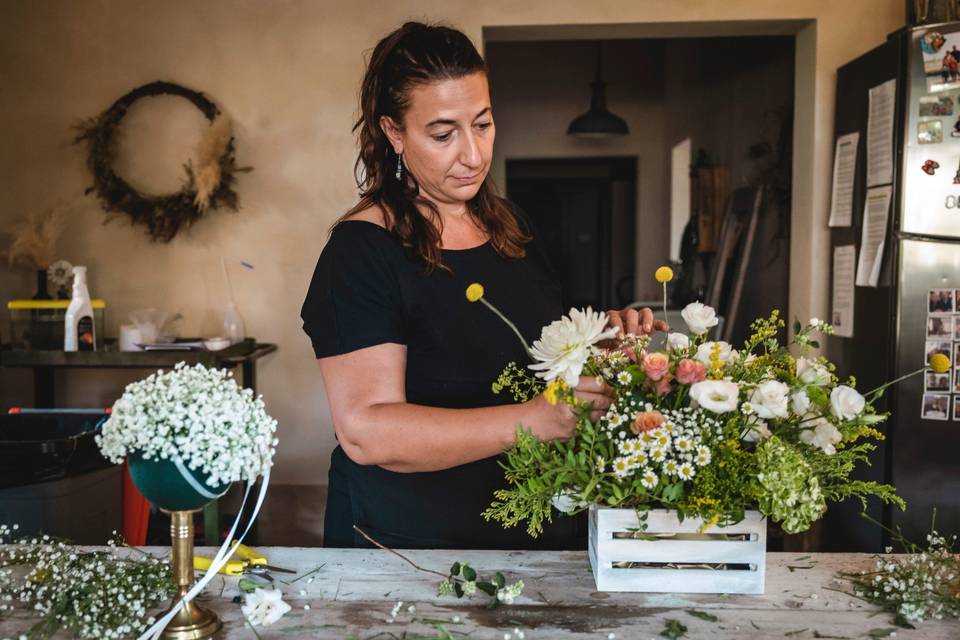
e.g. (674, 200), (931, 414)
(0, 410), (121, 544)
(7, 299), (106, 350)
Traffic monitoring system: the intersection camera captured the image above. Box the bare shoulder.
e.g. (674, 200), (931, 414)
(343, 203), (390, 228)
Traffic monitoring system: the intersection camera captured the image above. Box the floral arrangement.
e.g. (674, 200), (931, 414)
(0, 525), (172, 640)
(467, 274), (932, 538)
(96, 362), (278, 486)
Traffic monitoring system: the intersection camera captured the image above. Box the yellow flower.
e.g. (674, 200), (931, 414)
(543, 379), (567, 405)
(929, 353), (951, 374)
(655, 266), (674, 283)
(465, 282), (484, 302)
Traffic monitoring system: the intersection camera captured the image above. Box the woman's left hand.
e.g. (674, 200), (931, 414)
(606, 307), (669, 338)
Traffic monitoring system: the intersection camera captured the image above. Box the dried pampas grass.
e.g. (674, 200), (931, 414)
(192, 114), (232, 211)
(5, 204), (65, 270)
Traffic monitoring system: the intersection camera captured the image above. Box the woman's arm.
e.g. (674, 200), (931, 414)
(318, 342), (612, 473)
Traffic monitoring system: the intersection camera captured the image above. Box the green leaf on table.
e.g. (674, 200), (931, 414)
(661, 619), (687, 639)
(462, 565), (477, 582)
(495, 572), (506, 589)
(685, 610), (718, 622)
(867, 629), (899, 638)
(451, 562), (461, 577)
(238, 577), (260, 593)
(785, 629), (807, 636)
(751, 621), (761, 630)
(454, 582), (463, 598)
(794, 555), (812, 561)
(892, 614), (916, 629)
(476, 581), (497, 596)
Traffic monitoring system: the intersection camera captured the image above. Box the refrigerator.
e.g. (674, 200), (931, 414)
(828, 23), (960, 551)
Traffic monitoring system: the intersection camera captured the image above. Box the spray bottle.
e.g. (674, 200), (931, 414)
(64, 266), (96, 351)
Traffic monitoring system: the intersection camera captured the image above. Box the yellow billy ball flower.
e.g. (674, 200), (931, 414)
(655, 266), (674, 283)
(929, 352), (951, 374)
(465, 283), (485, 302)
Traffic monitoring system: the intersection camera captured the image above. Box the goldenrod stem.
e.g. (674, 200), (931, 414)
(864, 367), (926, 399)
(480, 298), (532, 354)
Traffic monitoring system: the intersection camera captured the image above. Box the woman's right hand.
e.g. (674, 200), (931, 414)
(526, 376), (614, 442)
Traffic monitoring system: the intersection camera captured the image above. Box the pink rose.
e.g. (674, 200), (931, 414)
(642, 352), (671, 381)
(675, 358), (707, 385)
(631, 410), (665, 434)
(654, 373), (674, 395)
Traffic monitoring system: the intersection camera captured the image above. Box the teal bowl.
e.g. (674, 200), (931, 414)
(128, 452), (230, 511)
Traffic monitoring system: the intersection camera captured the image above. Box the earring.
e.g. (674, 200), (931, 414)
(395, 152), (403, 181)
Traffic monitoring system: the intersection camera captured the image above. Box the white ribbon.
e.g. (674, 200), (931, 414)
(137, 467), (271, 640)
(172, 457), (230, 501)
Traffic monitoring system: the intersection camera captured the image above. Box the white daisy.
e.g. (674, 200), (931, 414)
(677, 462), (695, 481)
(613, 458), (630, 479)
(616, 371), (632, 385)
(640, 470), (658, 489)
(650, 448), (667, 462)
(664, 460), (679, 476)
(675, 437), (692, 452)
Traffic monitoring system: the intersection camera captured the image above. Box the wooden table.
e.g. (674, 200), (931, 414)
(1, 548), (957, 639)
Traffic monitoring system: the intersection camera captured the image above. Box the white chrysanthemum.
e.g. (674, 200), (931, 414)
(799, 417), (843, 455)
(677, 462), (695, 481)
(527, 307), (618, 386)
(96, 362), (278, 485)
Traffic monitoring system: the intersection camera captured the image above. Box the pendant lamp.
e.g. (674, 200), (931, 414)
(567, 41), (629, 137)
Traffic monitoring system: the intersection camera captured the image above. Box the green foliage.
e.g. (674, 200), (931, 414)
(492, 361), (544, 402)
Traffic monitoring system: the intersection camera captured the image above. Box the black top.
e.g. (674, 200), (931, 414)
(300, 211), (584, 549)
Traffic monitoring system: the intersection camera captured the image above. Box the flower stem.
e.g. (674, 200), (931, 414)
(662, 282), (668, 328)
(863, 367), (926, 400)
(353, 525), (450, 580)
(480, 298), (532, 355)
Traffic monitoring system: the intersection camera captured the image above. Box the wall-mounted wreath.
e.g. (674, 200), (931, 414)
(74, 81), (250, 242)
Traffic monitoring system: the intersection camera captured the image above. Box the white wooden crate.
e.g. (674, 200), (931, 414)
(588, 505), (767, 593)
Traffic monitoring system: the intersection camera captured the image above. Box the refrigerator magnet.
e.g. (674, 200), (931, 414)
(918, 119), (943, 144)
(954, 314), (960, 339)
(921, 31), (946, 55)
(928, 289), (955, 313)
(954, 341), (960, 365)
(919, 95), (954, 116)
(922, 159), (940, 174)
(954, 369), (960, 393)
(927, 314), (954, 339)
(921, 393), (950, 420)
(953, 395), (960, 421)
(926, 340), (952, 367)
(925, 370), (951, 391)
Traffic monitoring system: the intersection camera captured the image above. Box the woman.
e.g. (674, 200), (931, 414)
(301, 22), (665, 549)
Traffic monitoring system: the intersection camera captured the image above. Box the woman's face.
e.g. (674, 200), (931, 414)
(382, 71), (495, 207)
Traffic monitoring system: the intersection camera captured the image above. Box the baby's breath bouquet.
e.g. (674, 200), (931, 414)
(467, 272), (930, 539)
(97, 362), (277, 487)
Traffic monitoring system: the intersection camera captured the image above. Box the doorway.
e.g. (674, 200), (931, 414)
(506, 157), (637, 310)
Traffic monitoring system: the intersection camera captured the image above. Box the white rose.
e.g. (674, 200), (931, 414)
(796, 357), (830, 386)
(791, 390), (811, 416)
(665, 332), (690, 353)
(741, 417), (772, 442)
(695, 341), (737, 366)
(799, 418), (842, 455)
(681, 302), (719, 336)
(749, 380), (790, 419)
(242, 588), (291, 626)
(689, 379), (740, 414)
(551, 491), (588, 514)
(830, 385), (865, 420)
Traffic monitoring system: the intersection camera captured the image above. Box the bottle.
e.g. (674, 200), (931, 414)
(64, 266), (96, 351)
(223, 300), (245, 345)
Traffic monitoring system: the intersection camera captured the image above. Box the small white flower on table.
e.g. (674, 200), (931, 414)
(241, 588), (291, 626)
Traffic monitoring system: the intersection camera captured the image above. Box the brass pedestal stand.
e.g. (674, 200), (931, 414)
(159, 510), (222, 640)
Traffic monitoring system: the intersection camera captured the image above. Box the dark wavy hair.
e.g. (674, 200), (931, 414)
(340, 21), (529, 274)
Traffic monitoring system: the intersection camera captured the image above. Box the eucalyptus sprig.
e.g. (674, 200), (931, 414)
(0, 524), (173, 640)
